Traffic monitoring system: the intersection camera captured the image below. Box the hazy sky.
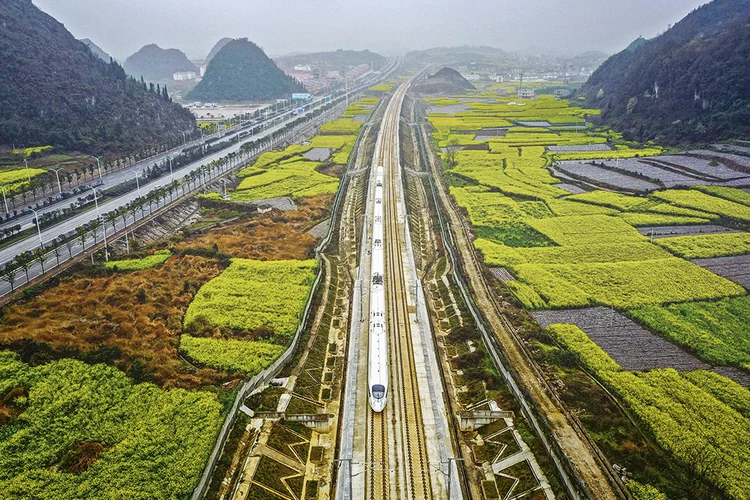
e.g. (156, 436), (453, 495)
(33, 0), (709, 61)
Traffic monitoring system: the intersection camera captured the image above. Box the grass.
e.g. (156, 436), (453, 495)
(232, 160), (339, 202)
(105, 250), (171, 271)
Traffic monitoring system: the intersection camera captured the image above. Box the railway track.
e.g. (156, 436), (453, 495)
(365, 81), (433, 500)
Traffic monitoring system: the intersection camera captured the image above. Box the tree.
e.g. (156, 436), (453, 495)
(1, 263), (19, 291)
(89, 219), (101, 244)
(65, 238), (75, 259)
(105, 211), (118, 233)
(15, 251), (34, 283)
(33, 247), (49, 274)
(76, 225), (87, 251)
(445, 137), (462, 169)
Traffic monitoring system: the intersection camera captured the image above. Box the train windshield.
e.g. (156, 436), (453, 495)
(372, 384), (386, 400)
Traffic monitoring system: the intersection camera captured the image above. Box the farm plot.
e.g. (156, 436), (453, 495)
(553, 163), (661, 192)
(636, 224), (739, 238)
(553, 183), (588, 194)
(602, 159), (708, 187)
(629, 296), (750, 371)
(546, 324), (750, 500)
(650, 155), (749, 180)
(692, 254), (750, 289)
(533, 308), (710, 372)
(688, 150), (750, 169)
(547, 144), (611, 153)
(303, 148), (332, 161)
(653, 232), (750, 259)
(652, 190), (750, 222)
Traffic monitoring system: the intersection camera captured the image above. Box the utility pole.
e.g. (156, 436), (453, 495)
(49, 168), (63, 196)
(91, 187), (108, 261)
(90, 156), (103, 180)
(23, 158), (31, 181)
(0, 186), (8, 214)
(131, 172), (141, 198)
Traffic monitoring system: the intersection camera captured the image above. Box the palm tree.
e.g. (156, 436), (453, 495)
(65, 238), (75, 259)
(1, 263), (19, 291)
(76, 225), (87, 251)
(15, 251), (34, 283)
(89, 219), (101, 244)
(105, 211), (118, 233)
(52, 241), (62, 266)
(33, 247), (48, 274)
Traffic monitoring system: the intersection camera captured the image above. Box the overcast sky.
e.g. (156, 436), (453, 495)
(33, 0), (709, 61)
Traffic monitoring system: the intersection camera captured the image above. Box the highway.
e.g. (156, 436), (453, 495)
(0, 58), (401, 294)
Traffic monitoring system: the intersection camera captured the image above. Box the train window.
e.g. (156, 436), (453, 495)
(372, 384), (386, 400)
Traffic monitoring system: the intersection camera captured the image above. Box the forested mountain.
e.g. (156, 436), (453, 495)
(275, 49), (386, 71)
(124, 44), (198, 81)
(205, 37), (232, 64)
(0, 0), (196, 154)
(186, 38), (304, 102)
(581, 0), (750, 144)
(80, 38), (111, 62)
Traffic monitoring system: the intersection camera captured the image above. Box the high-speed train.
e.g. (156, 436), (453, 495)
(368, 166), (388, 412)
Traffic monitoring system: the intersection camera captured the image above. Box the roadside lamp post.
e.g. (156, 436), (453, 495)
(182, 131), (187, 145)
(90, 187), (108, 261)
(23, 158), (31, 182)
(131, 172), (141, 198)
(27, 207), (44, 249)
(168, 157), (174, 183)
(49, 168), (63, 196)
(219, 178), (228, 198)
(90, 156), (103, 180)
(0, 186), (8, 214)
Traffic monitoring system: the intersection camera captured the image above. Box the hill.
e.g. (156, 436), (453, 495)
(124, 44), (198, 81)
(205, 37), (232, 64)
(412, 67), (475, 95)
(275, 49), (386, 71)
(80, 38), (111, 62)
(0, 0), (196, 154)
(581, 0), (750, 144)
(186, 38), (304, 103)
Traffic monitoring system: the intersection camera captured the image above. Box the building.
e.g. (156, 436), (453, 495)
(518, 88), (535, 99)
(294, 64), (313, 72)
(554, 89), (572, 99)
(200, 65), (208, 77)
(173, 71), (197, 81)
(495, 88), (508, 96)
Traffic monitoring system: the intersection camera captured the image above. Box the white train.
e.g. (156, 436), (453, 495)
(368, 166), (388, 412)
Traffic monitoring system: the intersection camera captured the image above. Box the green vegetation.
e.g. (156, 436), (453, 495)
(0, 167), (47, 195)
(12, 146), (53, 157)
(369, 84), (393, 91)
(184, 258), (317, 339)
(567, 190), (650, 211)
(232, 159), (339, 202)
(694, 186), (750, 207)
(653, 232), (750, 258)
(653, 190), (750, 222)
(319, 119), (362, 134)
(105, 250), (171, 271)
(546, 324), (750, 500)
(0, 352), (222, 499)
(548, 146), (663, 162)
(180, 335), (285, 375)
(186, 38), (303, 102)
(629, 296), (750, 370)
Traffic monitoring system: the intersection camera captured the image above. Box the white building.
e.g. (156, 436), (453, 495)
(200, 65), (208, 77)
(518, 88), (536, 99)
(294, 64), (313, 72)
(173, 71), (197, 81)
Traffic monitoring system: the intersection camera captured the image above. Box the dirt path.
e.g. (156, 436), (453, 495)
(421, 123), (621, 500)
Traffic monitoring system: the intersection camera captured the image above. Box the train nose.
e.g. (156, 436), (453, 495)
(370, 397), (387, 413)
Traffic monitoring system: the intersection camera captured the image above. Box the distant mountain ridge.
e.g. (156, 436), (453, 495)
(80, 38), (111, 62)
(186, 38), (304, 102)
(413, 67), (475, 95)
(275, 49), (386, 71)
(581, 0), (750, 144)
(124, 44), (198, 81)
(0, 0), (196, 154)
(205, 38), (232, 64)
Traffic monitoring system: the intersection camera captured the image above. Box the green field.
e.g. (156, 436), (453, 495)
(184, 258), (317, 339)
(546, 324), (750, 500)
(0, 352), (222, 499)
(105, 250), (171, 271)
